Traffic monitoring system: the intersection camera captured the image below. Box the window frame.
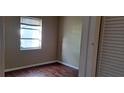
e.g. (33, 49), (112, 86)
(20, 16), (42, 51)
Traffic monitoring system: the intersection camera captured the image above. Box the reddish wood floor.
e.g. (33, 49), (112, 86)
(5, 63), (78, 77)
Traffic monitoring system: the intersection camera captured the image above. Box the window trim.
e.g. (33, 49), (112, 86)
(20, 47), (42, 51)
(20, 16), (42, 51)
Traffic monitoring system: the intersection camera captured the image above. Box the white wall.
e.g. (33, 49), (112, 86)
(58, 16), (83, 68)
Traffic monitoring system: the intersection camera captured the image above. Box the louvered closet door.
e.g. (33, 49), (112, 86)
(96, 16), (124, 77)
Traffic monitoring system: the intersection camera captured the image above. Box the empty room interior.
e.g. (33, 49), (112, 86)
(1, 16), (82, 77)
(0, 16), (124, 77)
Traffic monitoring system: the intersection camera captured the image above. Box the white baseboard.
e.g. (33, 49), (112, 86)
(5, 60), (78, 72)
(57, 60), (79, 70)
(5, 60), (58, 72)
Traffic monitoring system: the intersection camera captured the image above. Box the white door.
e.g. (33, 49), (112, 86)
(79, 17), (101, 77)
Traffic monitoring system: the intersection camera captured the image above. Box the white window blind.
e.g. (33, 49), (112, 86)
(20, 17), (42, 50)
(96, 17), (124, 77)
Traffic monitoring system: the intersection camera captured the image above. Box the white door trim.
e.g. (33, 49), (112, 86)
(78, 17), (91, 77)
(79, 16), (101, 77)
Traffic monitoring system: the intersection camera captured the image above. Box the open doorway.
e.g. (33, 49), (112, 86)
(1, 16), (83, 77)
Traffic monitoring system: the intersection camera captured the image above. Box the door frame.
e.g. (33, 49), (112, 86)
(0, 16), (101, 77)
(79, 16), (101, 77)
(0, 17), (5, 77)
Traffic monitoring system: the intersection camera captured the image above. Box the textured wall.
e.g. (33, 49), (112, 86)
(5, 16), (58, 69)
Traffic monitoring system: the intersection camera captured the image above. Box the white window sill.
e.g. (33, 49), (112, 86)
(20, 47), (42, 51)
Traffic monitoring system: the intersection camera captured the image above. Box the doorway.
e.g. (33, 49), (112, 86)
(1, 16), (82, 77)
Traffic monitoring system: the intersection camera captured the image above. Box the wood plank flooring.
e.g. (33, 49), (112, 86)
(5, 63), (78, 77)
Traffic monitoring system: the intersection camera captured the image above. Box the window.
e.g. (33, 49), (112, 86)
(20, 17), (42, 50)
